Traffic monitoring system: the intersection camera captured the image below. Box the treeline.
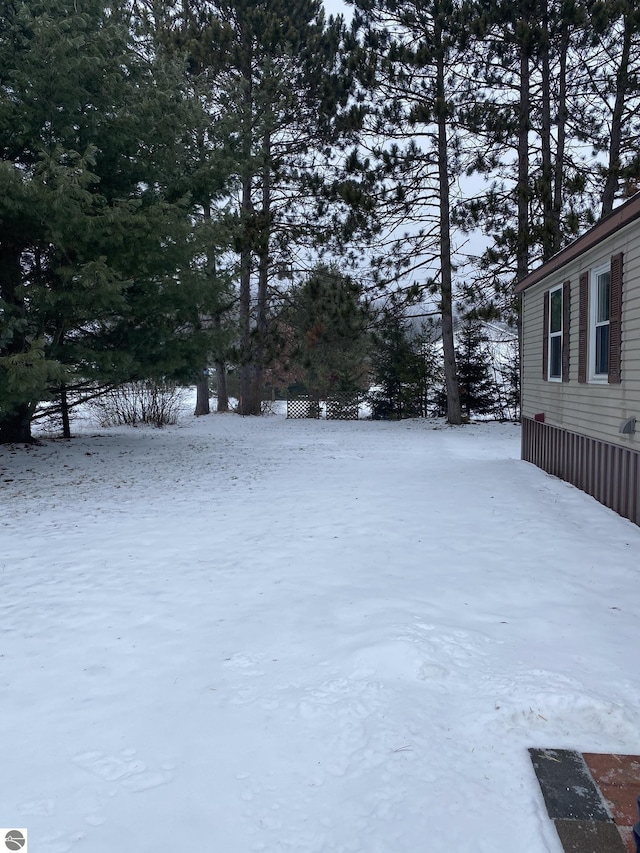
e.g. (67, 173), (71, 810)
(347, 0), (640, 422)
(1, 0), (638, 441)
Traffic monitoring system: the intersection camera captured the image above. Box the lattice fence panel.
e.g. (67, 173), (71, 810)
(286, 396), (320, 419)
(326, 394), (359, 420)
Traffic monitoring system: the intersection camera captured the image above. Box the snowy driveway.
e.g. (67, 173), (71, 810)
(1, 415), (639, 852)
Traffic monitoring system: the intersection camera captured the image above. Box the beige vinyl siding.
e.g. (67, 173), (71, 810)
(521, 216), (640, 449)
(624, 279), (640, 375)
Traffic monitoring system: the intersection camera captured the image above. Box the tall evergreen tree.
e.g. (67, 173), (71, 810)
(0, 0), (226, 442)
(460, 0), (639, 321)
(493, 337), (520, 421)
(582, 0), (640, 215)
(133, 0), (243, 418)
(368, 307), (442, 419)
(161, 0), (355, 416)
(455, 318), (498, 419)
(349, 0), (480, 424)
(284, 264), (371, 397)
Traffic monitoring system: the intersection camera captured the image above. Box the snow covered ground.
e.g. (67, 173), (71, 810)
(1, 409), (639, 853)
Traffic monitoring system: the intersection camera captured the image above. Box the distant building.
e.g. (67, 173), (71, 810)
(517, 193), (640, 526)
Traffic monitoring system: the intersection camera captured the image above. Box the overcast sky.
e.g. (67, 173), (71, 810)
(323, 0), (352, 20)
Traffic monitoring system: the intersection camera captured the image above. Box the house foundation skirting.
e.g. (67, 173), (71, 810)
(522, 417), (640, 526)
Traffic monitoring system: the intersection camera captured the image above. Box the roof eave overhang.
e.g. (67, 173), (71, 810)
(515, 192), (640, 295)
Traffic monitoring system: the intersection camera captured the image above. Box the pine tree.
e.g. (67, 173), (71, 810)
(349, 0), (481, 424)
(583, 0), (640, 215)
(493, 338), (520, 421)
(455, 319), (498, 420)
(284, 265), (371, 398)
(0, 0), (225, 442)
(458, 0), (640, 324)
(162, 0), (355, 416)
(133, 0), (246, 418)
(368, 308), (442, 419)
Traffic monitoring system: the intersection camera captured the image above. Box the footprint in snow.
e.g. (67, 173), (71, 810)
(223, 652), (264, 674)
(73, 750), (145, 781)
(73, 750), (174, 792)
(122, 769), (173, 792)
(39, 830), (85, 853)
(17, 798), (55, 816)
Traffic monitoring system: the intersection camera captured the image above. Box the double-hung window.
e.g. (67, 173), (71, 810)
(577, 252), (622, 385)
(590, 263), (610, 380)
(548, 285), (563, 381)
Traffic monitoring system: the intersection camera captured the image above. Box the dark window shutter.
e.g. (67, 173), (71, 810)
(608, 252), (623, 384)
(542, 290), (549, 381)
(562, 280), (571, 382)
(578, 271), (589, 383)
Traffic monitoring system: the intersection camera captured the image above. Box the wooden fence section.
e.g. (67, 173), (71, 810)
(522, 417), (640, 526)
(326, 394), (359, 421)
(286, 396), (320, 419)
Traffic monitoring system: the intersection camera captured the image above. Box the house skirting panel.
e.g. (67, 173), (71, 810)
(522, 417), (640, 526)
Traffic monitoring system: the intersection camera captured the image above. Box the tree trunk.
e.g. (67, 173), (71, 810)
(601, 5), (632, 217)
(243, 367), (263, 416)
(211, 309), (229, 413)
(540, 0), (555, 261)
(0, 243), (34, 443)
(435, 29), (462, 426)
(238, 121), (273, 415)
(516, 32), (530, 283)
(238, 365), (253, 416)
(238, 257), (260, 409)
(194, 201), (212, 419)
(215, 361), (229, 412)
(60, 385), (72, 438)
(515, 20), (531, 391)
(194, 370), (210, 416)
(237, 45), (262, 417)
(0, 404), (34, 444)
(248, 127), (272, 419)
(552, 18), (569, 255)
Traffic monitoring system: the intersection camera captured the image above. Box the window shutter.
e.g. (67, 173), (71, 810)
(562, 280), (570, 382)
(542, 290), (549, 380)
(578, 271), (588, 383)
(608, 251), (623, 384)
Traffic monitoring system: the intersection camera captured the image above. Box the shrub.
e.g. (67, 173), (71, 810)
(92, 381), (185, 428)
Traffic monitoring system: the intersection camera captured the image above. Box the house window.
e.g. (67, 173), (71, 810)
(590, 263), (610, 380)
(548, 285), (563, 380)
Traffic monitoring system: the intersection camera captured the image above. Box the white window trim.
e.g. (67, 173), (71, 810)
(548, 284), (563, 382)
(589, 261), (610, 383)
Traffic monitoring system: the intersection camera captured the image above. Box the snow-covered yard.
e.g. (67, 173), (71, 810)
(1, 411), (639, 852)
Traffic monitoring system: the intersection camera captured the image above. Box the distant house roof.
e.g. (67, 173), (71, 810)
(515, 192), (640, 294)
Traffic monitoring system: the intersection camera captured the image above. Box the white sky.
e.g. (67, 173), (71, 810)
(323, 0), (351, 20)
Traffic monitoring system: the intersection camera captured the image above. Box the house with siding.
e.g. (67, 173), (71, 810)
(516, 192), (640, 526)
